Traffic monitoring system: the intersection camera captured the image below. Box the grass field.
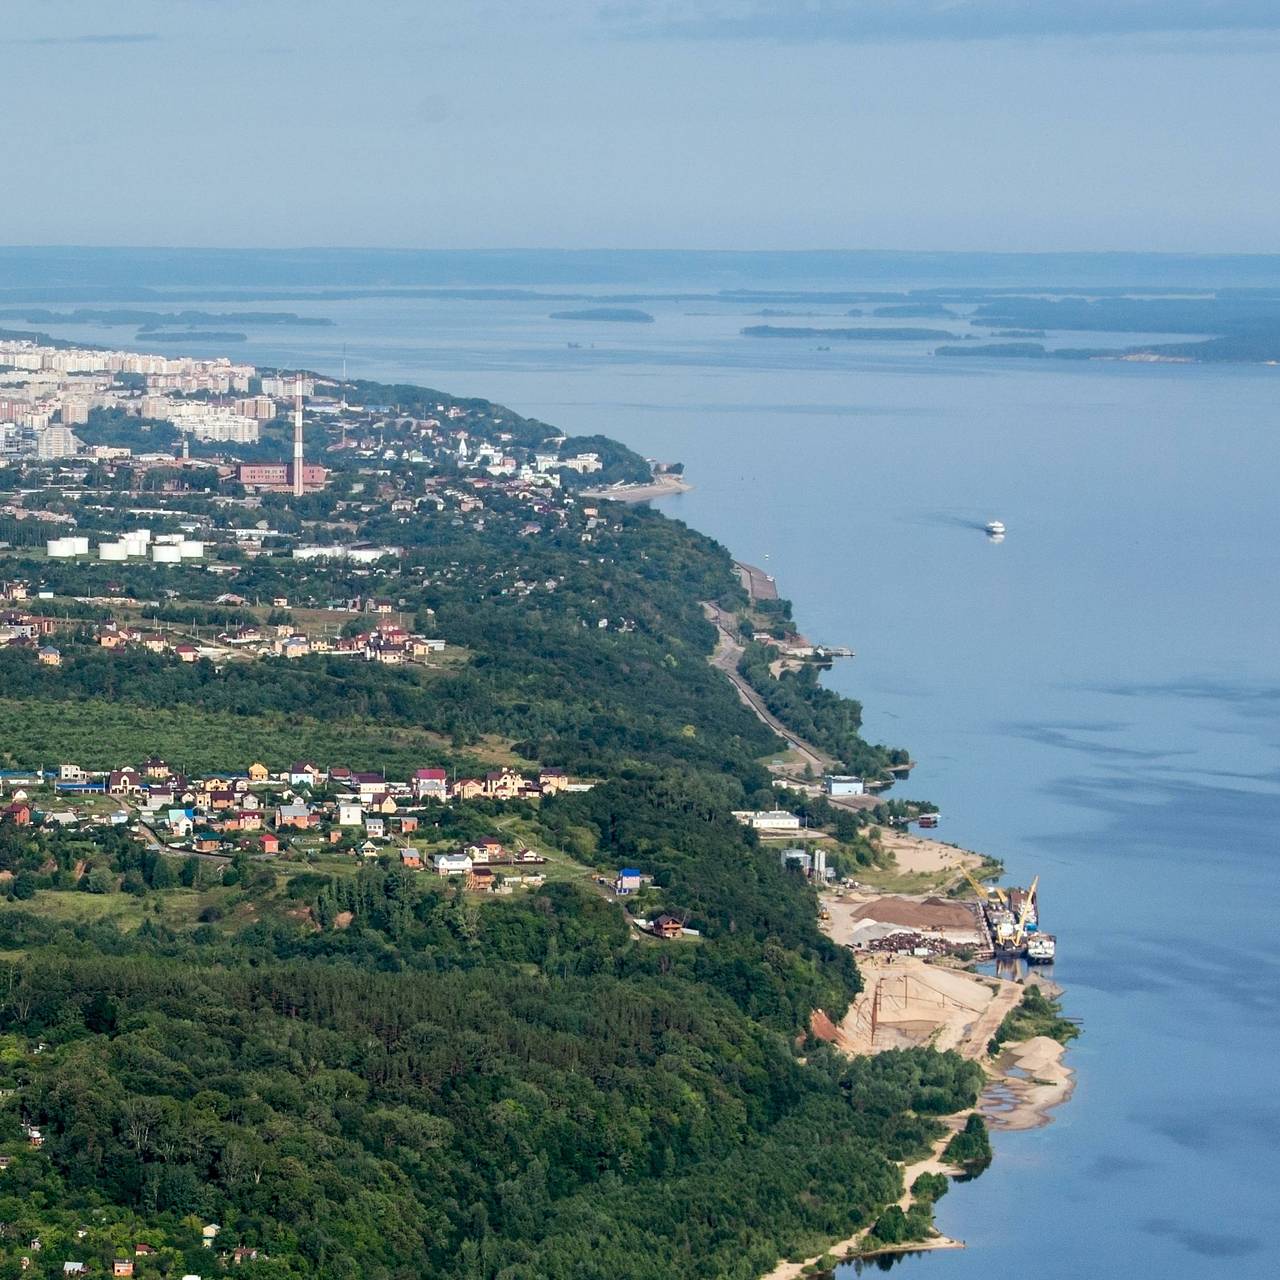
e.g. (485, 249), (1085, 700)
(0, 697), (524, 776)
(0, 885), (213, 931)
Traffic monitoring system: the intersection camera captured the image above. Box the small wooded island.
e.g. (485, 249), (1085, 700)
(551, 306), (655, 322)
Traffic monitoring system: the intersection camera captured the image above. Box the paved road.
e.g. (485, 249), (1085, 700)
(702, 602), (834, 775)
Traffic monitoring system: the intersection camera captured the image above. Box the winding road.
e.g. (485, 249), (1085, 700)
(702, 602), (834, 776)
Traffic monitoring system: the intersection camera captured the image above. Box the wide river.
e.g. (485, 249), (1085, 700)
(34, 258), (1280, 1276)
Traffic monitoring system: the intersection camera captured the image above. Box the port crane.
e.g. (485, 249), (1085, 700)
(1010, 875), (1040, 950)
(961, 867), (1007, 907)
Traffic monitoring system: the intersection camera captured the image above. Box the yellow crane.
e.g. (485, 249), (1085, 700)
(1010, 875), (1040, 949)
(961, 867), (1007, 907)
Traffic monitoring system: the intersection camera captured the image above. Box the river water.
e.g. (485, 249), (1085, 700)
(27, 253), (1280, 1276)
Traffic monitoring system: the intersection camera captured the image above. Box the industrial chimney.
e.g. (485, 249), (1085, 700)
(292, 373), (304, 498)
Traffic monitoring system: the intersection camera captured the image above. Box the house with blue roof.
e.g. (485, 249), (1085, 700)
(615, 868), (644, 895)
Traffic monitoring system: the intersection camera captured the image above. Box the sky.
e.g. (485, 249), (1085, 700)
(3, 0), (1278, 251)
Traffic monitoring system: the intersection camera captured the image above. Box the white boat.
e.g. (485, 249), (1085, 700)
(1027, 934), (1057, 963)
(985, 520), (1006, 536)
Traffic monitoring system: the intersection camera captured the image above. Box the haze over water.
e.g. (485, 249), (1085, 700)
(22, 250), (1280, 1277)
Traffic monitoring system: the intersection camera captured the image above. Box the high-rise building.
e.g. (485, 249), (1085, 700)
(35, 426), (79, 459)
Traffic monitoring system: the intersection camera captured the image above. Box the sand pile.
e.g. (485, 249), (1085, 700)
(849, 895), (978, 931)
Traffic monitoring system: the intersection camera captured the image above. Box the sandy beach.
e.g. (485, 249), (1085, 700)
(581, 473), (691, 502)
(982, 1035), (1076, 1130)
(873, 827), (986, 879)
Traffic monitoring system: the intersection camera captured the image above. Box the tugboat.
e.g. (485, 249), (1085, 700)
(985, 520), (1006, 536)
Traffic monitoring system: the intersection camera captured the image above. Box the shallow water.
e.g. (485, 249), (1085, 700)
(25, 253), (1280, 1277)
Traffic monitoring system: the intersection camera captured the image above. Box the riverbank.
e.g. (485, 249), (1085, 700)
(759, 1117), (970, 1280)
(983, 1035), (1076, 1130)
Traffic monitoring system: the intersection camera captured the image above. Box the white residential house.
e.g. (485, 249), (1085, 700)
(732, 809), (802, 833)
(167, 809), (194, 837)
(337, 802), (364, 826)
(433, 851), (473, 877)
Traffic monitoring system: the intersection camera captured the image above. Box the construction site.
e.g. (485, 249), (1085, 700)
(835, 954), (1020, 1058)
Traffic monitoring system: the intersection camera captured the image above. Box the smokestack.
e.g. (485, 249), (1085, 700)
(293, 373), (304, 498)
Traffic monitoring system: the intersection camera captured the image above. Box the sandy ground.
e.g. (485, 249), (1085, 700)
(833, 955), (1020, 1057)
(873, 827), (985, 878)
(982, 1035), (1076, 1130)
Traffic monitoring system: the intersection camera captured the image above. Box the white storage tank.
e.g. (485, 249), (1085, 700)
(99, 542), (128, 561)
(47, 536), (88, 557)
(122, 535), (148, 557)
(152, 544), (182, 564)
(154, 533), (183, 546)
(178, 540), (204, 559)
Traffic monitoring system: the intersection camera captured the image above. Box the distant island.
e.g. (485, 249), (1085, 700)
(550, 307), (655, 323)
(869, 303), (958, 319)
(0, 308), (333, 328)
(743, 325), (956, 341)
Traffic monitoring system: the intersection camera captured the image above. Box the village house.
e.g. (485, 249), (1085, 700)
(392, 814), (418, 835)
(288, 762), (325, 788)
(259, 833), (280, 855)
(275, 803), (317, 830)
(615, 867), (644, 895)
(364, 816), (386, 839)
(483, 768), (525, 800)
(412, 767), (448, 800)
(539, 768), (570, 795)
(467, 865), (497, 893)
(651, 914), (685, 940)
(167, 809), (194, 836)
(364, 791), (397, 815)
(433, 851), (472, 877)
(38, 645), (61, 666)
(108, 768), (144, 796)
(465, 837), (505, 864)
(452, 777), (485, 801)
(247, 762), (270, 783)
(113, 1258), (135, 1277)
(3, 802), (32, 827)
(398, 847), (422, 869)
(337, 802), (363, 826)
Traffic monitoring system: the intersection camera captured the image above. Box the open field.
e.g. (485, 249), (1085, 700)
(0, 884), (214, 931)
(0, 696), (484, 775)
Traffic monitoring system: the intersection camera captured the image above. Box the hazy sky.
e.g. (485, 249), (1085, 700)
(4, 1), (1278, 251)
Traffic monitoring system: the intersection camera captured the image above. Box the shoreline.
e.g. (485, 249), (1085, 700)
(581, 472), (691, 502)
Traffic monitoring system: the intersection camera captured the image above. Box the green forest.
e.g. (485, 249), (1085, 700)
(0, 374), (977, 1280)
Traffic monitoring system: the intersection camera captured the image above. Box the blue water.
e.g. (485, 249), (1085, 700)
(18, 251), (1280, 1276)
